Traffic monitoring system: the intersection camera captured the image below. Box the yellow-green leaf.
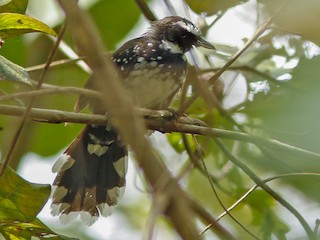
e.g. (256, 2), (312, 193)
(0, 219), (77, 240)
(0, 0), (28, 14)
(0, 0), (11, 7)
(0, 165), (51, 222)
(185, 0), (248, 15)
(261, 0), (320, 45)
(0, 13), (56, 39)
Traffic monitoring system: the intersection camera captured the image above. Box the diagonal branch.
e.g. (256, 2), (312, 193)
(1, 103), (319, 238)
(0, 104), (319, 164)
(57, 1), (233, 239)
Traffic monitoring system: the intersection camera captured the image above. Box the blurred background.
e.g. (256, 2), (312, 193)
(1, 0), (320, 239)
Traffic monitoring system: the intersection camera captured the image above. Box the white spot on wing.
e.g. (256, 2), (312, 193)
(137, 57), (144, 62)
(87, 144), (109, 156)
(52, 154), (75, 173)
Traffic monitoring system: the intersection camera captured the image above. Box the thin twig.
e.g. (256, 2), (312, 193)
(213, 138), (316, 240)
(191, 135), (259, 239)
(163, 0), (176, 16)
(199, 65), (296, 90)
(202, 172), (320, 234)
(0, 87), (100, 103)
(144, 191), (169, 240)
(0, 104), (319, 163)
(179, 18), (273, 114)
(25, 57), (85, 72)
(0, 23), (67, 176)
(212, 173), (320, 230)
(135, 0), (157, 21)
(58, 1), (214, 239)
(188, 197), (236, 240)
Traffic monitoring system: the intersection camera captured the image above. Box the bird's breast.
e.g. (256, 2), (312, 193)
(123, 58), (187, 109)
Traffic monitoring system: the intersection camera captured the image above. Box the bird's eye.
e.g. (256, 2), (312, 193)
(182, 35), (187, 39)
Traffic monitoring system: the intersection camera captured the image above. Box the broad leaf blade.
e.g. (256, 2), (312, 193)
(0, 165), (51, 222)
(89, 0), (141, 49)
(0, 0), (11, 7)
(0, 13), (56, 39)
(0, 55), (32, 85)
(0, 0), (28, 14)
(185, 0), (248, 15)
(0, 218), (77, 240)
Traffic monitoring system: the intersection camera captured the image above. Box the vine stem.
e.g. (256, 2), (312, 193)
(0, 23), (67, 176)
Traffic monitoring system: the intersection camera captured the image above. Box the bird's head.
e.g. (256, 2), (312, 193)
(150, 16), (215, 53)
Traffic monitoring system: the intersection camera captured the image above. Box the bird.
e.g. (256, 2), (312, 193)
(50, 16), (215, 225)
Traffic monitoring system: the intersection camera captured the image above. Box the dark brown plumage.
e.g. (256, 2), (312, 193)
(51, 16), (214, 225)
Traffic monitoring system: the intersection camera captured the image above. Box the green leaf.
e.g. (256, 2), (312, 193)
(0, 218), (77, 240)
(0, 55), (32, 85)
(89, 0), (141, 49)
(0, 0), (11, 7)
(260, 0), (320, 44)
(185, 0), (248, 15)
(0, 165), (50, 222)
(167, 132), (191, 153)
(0, 0), (28, 14)
(241, 55), (320, 202)
(0, 13), (56, 39)
(28, 123), (83, 157)
(244, 190), (289, 239)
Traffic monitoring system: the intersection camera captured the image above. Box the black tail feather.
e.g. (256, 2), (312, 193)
(51, 124), (127, 225)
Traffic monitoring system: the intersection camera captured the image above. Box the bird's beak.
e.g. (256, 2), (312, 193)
(197, 37), (215, 50)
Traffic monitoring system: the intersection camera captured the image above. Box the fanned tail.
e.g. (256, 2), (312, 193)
(51, 124), (127, 225)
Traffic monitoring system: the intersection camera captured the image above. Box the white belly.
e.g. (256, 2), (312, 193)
(124, 68), (184, 109)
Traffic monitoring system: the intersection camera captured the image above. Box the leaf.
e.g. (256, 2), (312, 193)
(0, 13), (56, 39)
(0, 0), (28, 14)
(260, 0), (320, 44)
(185, 0), (248, 15)
(0, 218), (77, 240)
(0, 55), (32, 85)
(167, 132), (191, 153)
(0, 0), (11, 7)
(244, 190), (289, 239)
(0, 165), (51, 222)
(241, 55), (320, 202)
(89, 0), (141, 49)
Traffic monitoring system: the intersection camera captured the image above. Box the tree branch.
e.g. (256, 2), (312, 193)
(1, 102), (319, 238)
(0, 104), (319, 163)
(57, 1), (230, 239)
(134, 0), (157, 21)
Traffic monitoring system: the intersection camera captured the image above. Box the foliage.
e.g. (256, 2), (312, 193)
(0, 165), (67, 239)
(0, 0), (320, 239)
